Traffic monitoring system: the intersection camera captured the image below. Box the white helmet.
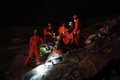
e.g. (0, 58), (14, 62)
(34, 29), (38, 34)
(69, 21), (72, 26)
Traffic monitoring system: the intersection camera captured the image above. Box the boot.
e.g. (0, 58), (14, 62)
(36, 59), (40, 66)
(25, 57), (31, 68)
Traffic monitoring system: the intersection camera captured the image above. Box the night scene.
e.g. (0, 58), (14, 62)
(0, 0), (120, 80)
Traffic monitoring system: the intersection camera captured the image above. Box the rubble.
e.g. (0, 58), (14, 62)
(1, 16), (120, 80)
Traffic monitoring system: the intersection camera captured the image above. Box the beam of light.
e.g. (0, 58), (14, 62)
(46, 51), (62, 65)
(30, 63), (52, 80)
(29, 50), (61, 80)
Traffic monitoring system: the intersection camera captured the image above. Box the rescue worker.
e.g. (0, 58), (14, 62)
(46, 36), (63, 65)
(63, 22), (74, 45)
(25, 29), (44, 66)
(73, 15), (81, 48)
(62, 21), (75, 50)
(58, 23), (68, 37)
(68, 21), (74, 33)
(44, 23), (54, 44)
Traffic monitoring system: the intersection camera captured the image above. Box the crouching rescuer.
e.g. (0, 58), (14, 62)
(25, 29), (44, 66)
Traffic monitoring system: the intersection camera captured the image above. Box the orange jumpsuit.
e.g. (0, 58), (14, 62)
(63, 33), (74, 45)
(44, 27), (54, 43)
(58, 23), (68, 37)
(73, 19), (81, 47)
(25, 34), (43, 65)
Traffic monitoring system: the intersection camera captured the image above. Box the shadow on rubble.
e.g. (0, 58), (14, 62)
(89, 58), (120, 80)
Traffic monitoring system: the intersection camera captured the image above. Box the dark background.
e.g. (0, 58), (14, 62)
(0, 0), (119, 40)
(0, 0), (119, 26)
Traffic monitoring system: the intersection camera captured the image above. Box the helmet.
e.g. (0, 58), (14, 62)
(73, 14), (77, 19)
(69, 21), (72, 26)
(33, 29), (38, 34)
